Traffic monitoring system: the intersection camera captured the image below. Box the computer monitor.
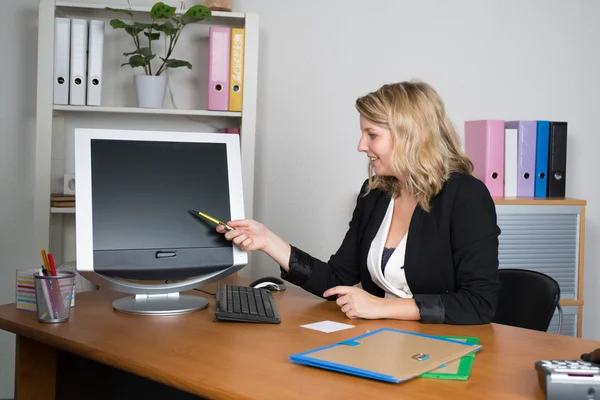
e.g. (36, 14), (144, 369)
(74, 128), (247, 316)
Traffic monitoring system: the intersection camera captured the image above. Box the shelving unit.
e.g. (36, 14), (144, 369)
(493, 197), (586, 337)
(33, 1), (259, 273)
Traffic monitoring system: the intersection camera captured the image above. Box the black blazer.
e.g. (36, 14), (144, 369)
(280, 172), (501, 325)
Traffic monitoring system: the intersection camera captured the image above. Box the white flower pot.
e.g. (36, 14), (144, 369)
(134, 75), (168, 108)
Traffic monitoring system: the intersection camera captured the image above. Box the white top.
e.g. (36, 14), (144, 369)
(366, 198), (413, 299)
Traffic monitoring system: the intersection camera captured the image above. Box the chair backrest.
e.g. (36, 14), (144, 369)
(493, 268), (561, 332)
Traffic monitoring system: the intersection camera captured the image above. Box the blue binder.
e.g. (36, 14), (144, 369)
(535, 121), (550, 197)
(289, 328), (482, 383)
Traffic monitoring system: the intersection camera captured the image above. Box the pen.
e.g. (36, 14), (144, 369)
(40, 250), (51, 274)
(189, 209), (234, 231)
(47, 253), (57, 276)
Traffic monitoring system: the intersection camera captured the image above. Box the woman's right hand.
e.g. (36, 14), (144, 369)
(216, 219), (270, 252)
(216, 218), (292, 271)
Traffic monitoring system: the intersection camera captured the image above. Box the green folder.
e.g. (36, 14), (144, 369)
(419, 336), (479, 380)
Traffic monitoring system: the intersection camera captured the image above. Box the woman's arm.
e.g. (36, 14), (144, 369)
(263, 230), (292, 271)
(222, 180), (370, 298)
(414, 176), (501, 325)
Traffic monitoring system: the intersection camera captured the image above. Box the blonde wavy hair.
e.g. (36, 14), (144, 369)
(355, 80), (473, 212)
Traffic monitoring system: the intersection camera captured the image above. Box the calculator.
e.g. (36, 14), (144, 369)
(535, 359), (600, 399)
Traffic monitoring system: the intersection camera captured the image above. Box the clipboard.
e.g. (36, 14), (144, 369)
(289, 328), (482, 383)
(420, 336), (480, 380)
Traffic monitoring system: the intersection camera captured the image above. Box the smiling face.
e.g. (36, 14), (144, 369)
(357, 114), (395, 176)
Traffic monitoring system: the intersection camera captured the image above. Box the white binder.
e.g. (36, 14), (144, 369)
(504, 128), (518, 197)
(86, 20), (104, 106)
(69, 19), (88, 105)
(53, 17), (71, 105)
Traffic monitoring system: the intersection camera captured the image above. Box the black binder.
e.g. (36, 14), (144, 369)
(548, 122), (567, 197)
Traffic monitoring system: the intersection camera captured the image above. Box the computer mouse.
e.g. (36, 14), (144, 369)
(249, 276), (286, 291)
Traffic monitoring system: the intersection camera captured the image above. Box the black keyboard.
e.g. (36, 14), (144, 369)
(214, 284), (281, 324)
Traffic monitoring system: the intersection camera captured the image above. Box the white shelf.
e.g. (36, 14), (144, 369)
(55, 1), (246, 25)
(53, 105), (242, 118)
(51, 207), (75, 214)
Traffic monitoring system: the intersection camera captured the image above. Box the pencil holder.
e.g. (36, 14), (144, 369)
(34, 271), (76, 323)
(16, 268), (75, 311)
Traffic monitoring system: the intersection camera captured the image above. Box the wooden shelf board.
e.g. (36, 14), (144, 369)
(493, 197), (586, 206)
(560, 299), (583, 307)
(53, 105), (242, 118)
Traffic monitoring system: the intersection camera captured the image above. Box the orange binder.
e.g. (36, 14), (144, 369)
(228, 28), (245, 111)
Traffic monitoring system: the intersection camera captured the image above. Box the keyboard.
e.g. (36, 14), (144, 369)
(214, 284), (281, 324)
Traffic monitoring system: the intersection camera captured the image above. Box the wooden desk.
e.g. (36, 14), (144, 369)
(1, 276), (600, 400)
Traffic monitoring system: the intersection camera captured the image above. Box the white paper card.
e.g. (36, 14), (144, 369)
(300, 320), (355, 333)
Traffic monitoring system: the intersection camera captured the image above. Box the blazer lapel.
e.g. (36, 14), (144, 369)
(361, 192), (391, 268)
(404, 205), (422, 276)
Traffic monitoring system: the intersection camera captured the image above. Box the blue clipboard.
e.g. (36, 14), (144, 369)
(289, 328), (482, 383)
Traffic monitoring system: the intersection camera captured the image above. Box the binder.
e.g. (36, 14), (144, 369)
(53, 17), (71, 105)
(228, 28), (245, 111)
(289, 328), (482, 383)
(420, 336), (480, 380)
(69, 19), (89, 106)
(464, 120), (505, 197)
(504, 127), (518, 197)
(505, 120), (537, 197)
(86, 20), (105, 106)
(548, 121), (568, 197)
(207, 26), (231, 111)
(534, 121), (550, 197)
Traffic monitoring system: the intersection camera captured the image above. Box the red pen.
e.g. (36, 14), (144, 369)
(47, 253), (57, 276)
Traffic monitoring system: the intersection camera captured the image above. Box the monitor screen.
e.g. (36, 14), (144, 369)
(75, 129), (246, 282)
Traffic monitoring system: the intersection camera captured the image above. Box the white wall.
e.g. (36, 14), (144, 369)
(0, 0), (41, 395)
(1, 0), (599, 397)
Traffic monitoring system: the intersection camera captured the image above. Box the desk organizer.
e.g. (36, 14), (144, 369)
(16, 268), (75, 311)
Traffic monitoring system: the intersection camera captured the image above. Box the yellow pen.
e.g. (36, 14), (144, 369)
(190, 209), (234, 231)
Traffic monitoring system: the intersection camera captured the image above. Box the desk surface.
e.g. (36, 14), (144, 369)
(1, 276), (599, 399)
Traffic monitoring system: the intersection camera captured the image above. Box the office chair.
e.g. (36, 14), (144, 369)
(493, 268), (563, 334)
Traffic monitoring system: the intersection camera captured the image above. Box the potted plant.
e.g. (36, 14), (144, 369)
(106, 1), (211, 108)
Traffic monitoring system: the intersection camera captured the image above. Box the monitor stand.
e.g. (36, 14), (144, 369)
(112, 292), (209, 316)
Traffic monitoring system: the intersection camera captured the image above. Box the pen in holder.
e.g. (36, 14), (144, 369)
(34, 270), (76, 323)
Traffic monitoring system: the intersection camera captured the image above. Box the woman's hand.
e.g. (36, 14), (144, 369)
(216, 219), (269, 252)
(216, 219), (292, 270)
(323, 286), (386, 320)
(324, 286), (421, 321)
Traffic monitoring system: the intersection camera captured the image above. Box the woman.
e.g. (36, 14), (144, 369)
(217, 80), (501, 325)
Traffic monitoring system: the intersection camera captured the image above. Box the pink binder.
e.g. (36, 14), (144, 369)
(505, 120), (537, 197)
(208, 27), (231, 111)
(464, 120), (505, 197)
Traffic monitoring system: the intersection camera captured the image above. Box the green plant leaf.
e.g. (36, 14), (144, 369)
(135, 22), (154, 30)
(150, 2), (176, 19)
(162, 58), (192, 69)
(124, 47), (154, 57)
(125, 25), (143, 36)
(109, 19), (129, 29)
(155, 22), (179, 36)
(144, 32), (161, 41)
(181, 5), (211, 25)
(121, 54), (151, 68)
(105, 7), (133, 17)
